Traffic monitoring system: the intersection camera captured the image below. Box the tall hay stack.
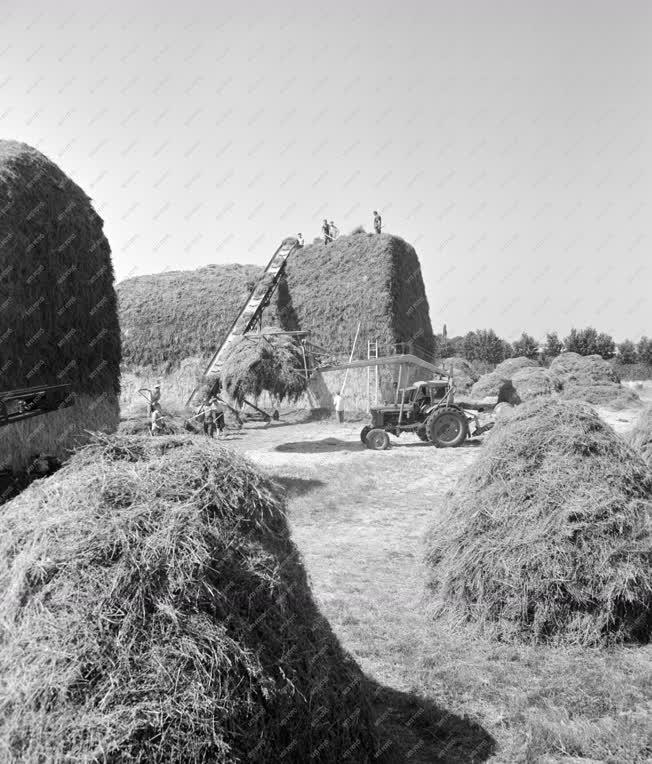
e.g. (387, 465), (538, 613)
(550, 352), (640, 409)
(425, 399), (651, 645)
(0, 140), (120, 470)
(628, 405), (652, 466)
(0, 435), (376, 762)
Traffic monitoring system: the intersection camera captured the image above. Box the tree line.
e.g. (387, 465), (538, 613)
(434, 327), (652, 365)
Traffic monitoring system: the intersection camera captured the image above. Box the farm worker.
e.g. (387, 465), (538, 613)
(329, 220), (339, 239)
(373, 210), (382, 234)
(322, 219), (332, 244)
(297, 233), (304, 247)
(333, 392), (345, 424)
(213, 398), (226, 438)
(151, 404), (164, 436)
(203, 398), (217, 438)
(149, 383), (161, 414)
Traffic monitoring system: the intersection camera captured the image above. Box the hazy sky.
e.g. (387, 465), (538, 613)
(2, 0), (650, 341)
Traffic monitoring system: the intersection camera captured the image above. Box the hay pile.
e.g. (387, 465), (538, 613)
(0, 435), (376, 762)
(511, 366), (558, 401)
(441, 356), (478, 392)
(470, 371), (519, 403)
(550, 353), (640, 408)
(0, 140), (120, 470)
(425, 399), (651, 645)
(221, 332), (308, 405)
(628, 405), (652, 466)
(494, 356), (538, 376)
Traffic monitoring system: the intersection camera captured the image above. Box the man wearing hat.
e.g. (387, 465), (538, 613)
(149, 383), (161, 415)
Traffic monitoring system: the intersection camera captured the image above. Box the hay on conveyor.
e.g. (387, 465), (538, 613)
(0, 140), (120, 471)
(425, 399), (652, 646)
(550, 352), (640, 409)
(441, 356), (478, 393)
(511, 366), (558, 401)
(628, 405), (652, 467)
(221, 332), (308, 405)
(0, 435), (376, 762)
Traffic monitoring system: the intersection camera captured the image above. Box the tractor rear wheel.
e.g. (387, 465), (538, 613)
(427, 407), (468, 448)
(360, 425), (372, 444)
(365, 428), (390, 450)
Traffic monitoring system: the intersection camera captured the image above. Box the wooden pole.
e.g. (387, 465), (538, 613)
(340, 321), (361, 396)
(395, 364), (403, 403)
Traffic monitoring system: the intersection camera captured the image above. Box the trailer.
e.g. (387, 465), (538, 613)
(0, 383), (73, 428)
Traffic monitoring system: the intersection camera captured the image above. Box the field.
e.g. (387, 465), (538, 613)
(214, 388), (652, 762)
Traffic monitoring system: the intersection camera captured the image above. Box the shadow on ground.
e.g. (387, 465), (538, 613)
(271, 475), (326, 497)
(275, 438), (365, 453)
(369, 680), (495, 763)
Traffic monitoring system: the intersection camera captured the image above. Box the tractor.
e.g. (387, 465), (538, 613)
(360, 379), (496, 450)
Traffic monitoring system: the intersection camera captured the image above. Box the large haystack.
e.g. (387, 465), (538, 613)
(118, 233), (435, 411)
(470, 371), (519, 403)
(628, 405), (652, 466)
(0, 140), (120, 471)
(550, 352), (639, 409)
(425, 399), (651, 645)
(511, 366), (558, 401)
(0, 435), (376, 762)
(441, 356), (478, 392)
(221, 332), (307, 404)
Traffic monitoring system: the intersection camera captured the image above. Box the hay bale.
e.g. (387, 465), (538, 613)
(221, 332), (308, 405)
(470, 371), (519, 404)
(494, 356), (538, 377)
(0, 140), (120, 471)
(511, 366), (558, 401)
(441, 356), (478, 393)
(628, 405), (652, 466)
(425, 399), (652, 645)
(0, 435), (376, 762)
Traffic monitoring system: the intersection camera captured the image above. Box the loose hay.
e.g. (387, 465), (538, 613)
(493, 356), (538, 377)
(511, 366), (558, 401)
(441, 356), (478, 393)
(221, 332), (308, 405)
(470, 371), (519, 403)
(628, 405), (652, 467)
(550, 353), (640, 409)
(425, 399), (651, 645)
(0, 435), (376, 762)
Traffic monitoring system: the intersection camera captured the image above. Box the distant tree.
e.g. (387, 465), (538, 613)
(595, 332), (616, 359)
(501, 340), (514, 360)
(446, 336), (465, 357)
(616, 340), (637, 364)
(512, 332), (539, 359)
(544, 332), (563, 358)
(462, 331), (480, 361)
(465, 329), (509, 364)
(637, 336), (652, 365)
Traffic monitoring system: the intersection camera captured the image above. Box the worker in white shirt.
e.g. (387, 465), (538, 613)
(333, 392), (345, 423)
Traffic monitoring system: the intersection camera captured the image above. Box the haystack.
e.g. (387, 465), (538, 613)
(425, 399), (651, 645)
(220, 332), (307, 405)
(511, 366), (558, 401)
(493, 356), (538, 377)
(550, 352), (640, 409)
(0, 435), (376, 762)
(441, 356), (478, 393)
(628, 405), (652, 466)
(0, 140), (120, 471)
(470, 371), (519, 403)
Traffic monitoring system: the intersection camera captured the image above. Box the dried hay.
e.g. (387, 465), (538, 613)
(511, 366), (558, 401)
(221, 332), (308, 405)
(549, 354), (640, 409)
(494, 356), (538, 377)
(0, 434), (376, 762)
(441, 356), (478, 393)
(470, 372), (519, 404)
(425, 399), (652, 645)
(628, 405), (652, 466)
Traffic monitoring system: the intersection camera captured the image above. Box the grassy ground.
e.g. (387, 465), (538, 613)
(231, 413), (651, 763)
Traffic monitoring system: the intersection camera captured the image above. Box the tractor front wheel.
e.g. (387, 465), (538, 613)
(427, 407), (468, 448)
(365, 428), (390, 450)
(360, 425), (372, 444)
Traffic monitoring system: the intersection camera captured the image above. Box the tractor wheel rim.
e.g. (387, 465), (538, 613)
(369, 432), (384, 448)
(434, 414), (462, 443)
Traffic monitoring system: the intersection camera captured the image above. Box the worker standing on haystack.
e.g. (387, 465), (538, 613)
(329, 220), (339, 240)
(373, 210), (382, 234)
(333, 392), (345, 424)
(322, 219), (332, 244)
(297, 233), (304, 247)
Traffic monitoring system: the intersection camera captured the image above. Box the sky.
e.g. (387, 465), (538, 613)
(1, 0), (650, 342)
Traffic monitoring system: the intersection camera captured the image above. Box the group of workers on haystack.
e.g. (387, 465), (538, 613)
(295, 210), (382, 249)
(147, 384), (226, 438)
